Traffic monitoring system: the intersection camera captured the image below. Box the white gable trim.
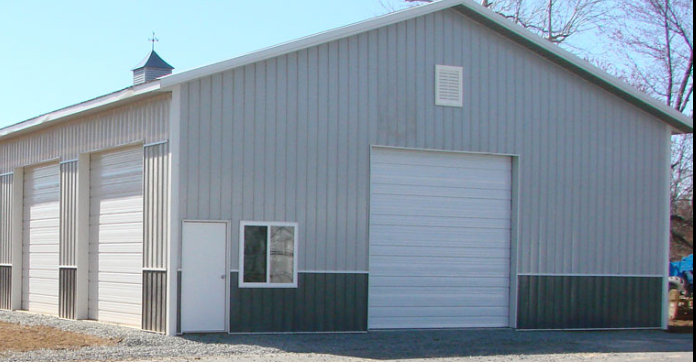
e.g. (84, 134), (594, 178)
(2, 0), (692, 139)
(158, 0), (690, 132)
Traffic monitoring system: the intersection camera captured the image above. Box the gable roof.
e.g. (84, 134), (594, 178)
(1, 0), (692, 140)
(159, 0), (691, 133)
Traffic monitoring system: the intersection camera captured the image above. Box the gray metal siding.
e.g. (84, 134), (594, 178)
(142, 143), (169, 333)
(0, 94), (170, 174)
(517, 276), (663, 329)
(229, 272), (368, 333)
(177, 8), (670, 276)
(142, 270), (167, 333)
(0, 174), (12, 265)
(60, 161), (78, 267)
(59, 267), (76, 319)
(144, 143), (169, 270)
(0, 266), (10, 310)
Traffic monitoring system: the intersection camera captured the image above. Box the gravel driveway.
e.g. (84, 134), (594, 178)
(1, 310), (692, 362)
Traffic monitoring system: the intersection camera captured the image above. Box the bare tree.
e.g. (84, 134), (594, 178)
(614, 0), (693, 113)
(610, 0), (694, 258)
(397, 0), (610, 46)
(670, 134), (694, 259)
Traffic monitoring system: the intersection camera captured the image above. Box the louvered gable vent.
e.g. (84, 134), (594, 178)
(435, 65), (463, 107)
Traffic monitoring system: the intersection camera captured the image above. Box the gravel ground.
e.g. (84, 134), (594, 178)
(1, 310), (692, 362)
(123, 352), (694, 362)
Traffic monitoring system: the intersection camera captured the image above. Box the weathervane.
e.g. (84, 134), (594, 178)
(148, 32), (159, 51)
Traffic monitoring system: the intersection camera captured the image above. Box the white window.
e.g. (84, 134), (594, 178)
(239, 221), (299, 288)
(435, 65), (464, 107)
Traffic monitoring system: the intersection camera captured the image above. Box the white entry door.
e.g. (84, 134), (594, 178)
(369, 148), (512, 329)
(22, 163), (60, 315)
(89, 147), (144, 327)
(181, 221), (228, 333)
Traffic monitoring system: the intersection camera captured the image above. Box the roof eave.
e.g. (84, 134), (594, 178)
(0, 81), (163, 141)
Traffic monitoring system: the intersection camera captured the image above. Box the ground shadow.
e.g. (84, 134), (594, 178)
(181, 327), (694, 360)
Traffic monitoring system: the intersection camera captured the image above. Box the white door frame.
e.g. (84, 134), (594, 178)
(181, 220), (230, 333)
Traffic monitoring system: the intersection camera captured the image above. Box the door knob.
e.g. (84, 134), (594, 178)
(220, 275), (226, 280)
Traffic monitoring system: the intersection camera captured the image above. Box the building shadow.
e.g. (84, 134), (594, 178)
(180, 328), (694, 360)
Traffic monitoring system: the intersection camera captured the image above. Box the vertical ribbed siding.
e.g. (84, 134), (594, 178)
(59, 162), (78, 320)
(143, 143), (169, 270)
(60, 162), (78, 267)
(59, 267), (76, 319)
(0, 266), (10, 310)
(229, 272), (368, 333)
(142, 142), (169, 333)
(0, 174), (12, 265)
(177, 8), (669, 276)
(517, 276), (663, 329)
(142, 270), (167, 333)
(0, 94), (170, 174)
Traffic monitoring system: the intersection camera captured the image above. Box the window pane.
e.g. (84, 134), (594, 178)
(244, 226), (267, 283)
(270, 226), (295, 283)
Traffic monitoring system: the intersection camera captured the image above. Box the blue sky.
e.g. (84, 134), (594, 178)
(0, 0), (402, 128)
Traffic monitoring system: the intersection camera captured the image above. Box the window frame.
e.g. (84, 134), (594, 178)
(238, 221), (299, 289)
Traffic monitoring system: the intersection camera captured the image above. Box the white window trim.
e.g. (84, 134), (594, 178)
(239, 221), (299, 289)
(435, 64), (464, 107)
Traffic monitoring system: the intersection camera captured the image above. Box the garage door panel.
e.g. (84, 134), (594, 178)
(22, 163), (60, 316)
(23, 293), (59, 305)
(95, 256), (143, 273)
(22, 300), (60, 315)
(372, 183), (511, 201)
(95, 310), (142, 326)
(25, 279), (60, 295)
(27, 243), (59, 253)
(371, 306), (509, 318)
(27, 269), (59, 279)
(96, 301), (142, 316)
(90, 199), (144, 215)
(371, 259), (510, 277)
(95, 284), (142, 305)
(369, 276), (510, 288)
(372, 199), (511, 219)
(95, 243), (144, 254)
(370, 292), (510, 308)
(369, 149), (512, 329)
(25, 253), (60, 268)
(371, 216), (511, 230)
(92, 272), (142, 285)
(371, 245), (509, 258)
(371, 172), (511, 191)
(370, 316), (509, 330)
(372, 161), (511, 181)
(89, 147), (143, 327)
(372, 149), (511, 169)
(23, 216), (60, 229)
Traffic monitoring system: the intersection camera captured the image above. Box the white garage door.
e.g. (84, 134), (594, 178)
(22, 163), (60, 315)
(369, 148), (512, 329)
(89, 147), (143, 327)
